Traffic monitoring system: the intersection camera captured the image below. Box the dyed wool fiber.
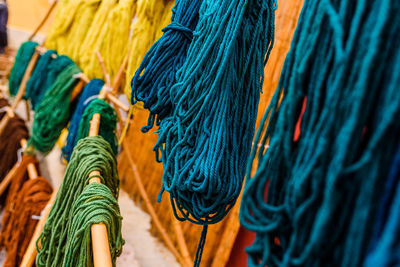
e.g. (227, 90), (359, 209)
(63, 182), (123, 267)
(0, 97), (8, 120)
(0, 114), (29, 186)
(239, 0), (400, 266)
(76, 98), (118, 156)
(36, 136), (120, 267)
(0, 156), (52, 267)
(145, 0), (276, 265)
(8, 41), (38, 96)
(123, 0), (173, 100)
(29, 63), (81, 154)
(25, 49), (57, 109)
(131, 0), (203, 132)
(62, 79), (104, 162)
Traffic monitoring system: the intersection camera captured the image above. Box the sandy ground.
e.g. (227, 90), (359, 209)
(0, 102), (180, 267)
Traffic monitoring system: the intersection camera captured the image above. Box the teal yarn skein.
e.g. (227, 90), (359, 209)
(8, 41), (38, 96)
(151, 0), (276, 266)
(239, 0), (400, 266)
(131, 0), (203, 132)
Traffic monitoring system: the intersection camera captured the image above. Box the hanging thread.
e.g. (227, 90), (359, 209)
(62, 79), (104, 161)
(131, 0), (203, 131)
(63, 182), (124, 267)
(36, 136), (120, 267)
(239, 0), (400, 266)
(8, 41), (38, 96)
(29, 63), (81, 154)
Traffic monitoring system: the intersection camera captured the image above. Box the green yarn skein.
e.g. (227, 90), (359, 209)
(76, 98), (118, 156)
(29, 63), (81, 154)
(63, 182), (124, 267)
(36, 136), (120, 267)
(8, 41), (38, 96)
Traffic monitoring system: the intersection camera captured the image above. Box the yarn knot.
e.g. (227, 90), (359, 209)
(162, 22), (193, 40)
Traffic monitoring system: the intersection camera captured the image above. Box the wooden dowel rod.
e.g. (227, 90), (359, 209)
(20, 139), (38, 179)
(28, 0), (58, 41)
(0, 51), (39, 136)
(70, 80), (85, 103)
(0, 161), (19, 196)
(111, 52), (130, 94)
(121, 141), (189, 267)
(106, 93), (129, 112)
(88, 113), (113, 267)
(171, 208), (193, 267)
(96, 52), (111, 86)
(20, 189), (58, 267)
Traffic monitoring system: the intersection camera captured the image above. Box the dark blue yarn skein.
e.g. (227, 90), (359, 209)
(131, 0), (202, 132)
(25, 49), (57, 109)
(62, 79), (104, 162)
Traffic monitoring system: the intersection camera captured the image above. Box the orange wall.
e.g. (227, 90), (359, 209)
(7, 0), (54, 34)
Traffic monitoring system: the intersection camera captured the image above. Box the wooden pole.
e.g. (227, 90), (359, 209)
(0, 51), (40, 136)
(28, 0), (58, 41)
(87, 113), (113, 267)
(20, 189), (58, 267)
(20, 139), (38, 179)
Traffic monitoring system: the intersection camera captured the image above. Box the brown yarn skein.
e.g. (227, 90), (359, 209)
(0, 110), (29, 191)
(0, 97), (9, 120)
(0, 155), (53, 267)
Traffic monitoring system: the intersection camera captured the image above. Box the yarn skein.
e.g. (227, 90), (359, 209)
(78, 0), (118, 78)
(0, 110), (29, 188)
(239, 0), (400, 266)
(0, 156), (53, 267)
(123, 0), (173, 100)
(29, 63), (81, 154)
(76, 98), (118, 156)
(131, 0), (203, 132)
(8, 41), (38, 96)
(63, 182), (124, 267)
(36, 136), (120, 267)
(62, 79), (104, 162)
(149, 0), (275, 265)
(25, 49), (57, 109)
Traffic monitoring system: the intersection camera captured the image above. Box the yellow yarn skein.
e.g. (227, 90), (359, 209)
(45, 0), (82, 51)
(62, 0), (101, 61)
(123, 0), (174, 102)
(83, 0), (137, 81)
(79, 0), (118, 76)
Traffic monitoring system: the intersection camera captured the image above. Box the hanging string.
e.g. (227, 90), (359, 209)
(239, 0), (400, 266)
(76, 98), (118, 156)
(36, 136), (120, 267)
(8, 41), (38, 96)
(123, 0), (173, 100)
(131, 0), (203, 132)
(63, 182), (124, 267)
(25, 49), (57, 109)
(0, 111), (29, 188)
(138, 0), (276, 266)
(62, 79), (104, 161)
(0, 156), (53, 267)
(29, 63), (81, 154)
